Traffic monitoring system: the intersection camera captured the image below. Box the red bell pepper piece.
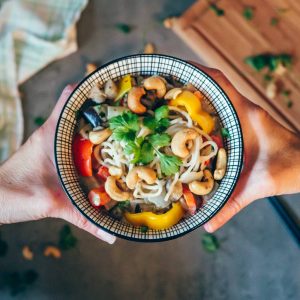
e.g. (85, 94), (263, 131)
(72, 134), (93, 176)
(211, 135), (224, 149)
(182, 184), (197, 215)
(96, 166), (110, 181)
(88, 186), (111, 208)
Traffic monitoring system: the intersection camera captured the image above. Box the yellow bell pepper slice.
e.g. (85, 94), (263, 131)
(124, 202), (184, 230)
(169, 90), (214, 133)
(115, 74), (132, 101)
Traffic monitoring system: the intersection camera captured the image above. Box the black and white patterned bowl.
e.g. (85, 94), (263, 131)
(55, 54), (243, 242)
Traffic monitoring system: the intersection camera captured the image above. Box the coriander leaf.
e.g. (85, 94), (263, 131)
(155, 105), (169, 120)
(156, 118), (170, 133)
(263, 74), (273, 82)
(221, 127), (230, 138)
(117, 200), (131, 210)
(286, 100), (293, 108)
(139, 142), (154, 164)
(113, 128), (136, 142)
(270, 17), (279, 26)
(279, 53), (292, 68)
(143, 115), (156, 130)
(59, 225), (77, 250)
(34, 116), (45, 126)
(140, 226), (148, 233)
(209, 3), (224, 16)
(243, 6), (254, 20)
(282, 89), (291, 97)
(115, 23), (132, 34)
(158, 153), (182, 176)
(109, 111), (139, 131)
(202, 233), (220, 252)
(244, 55), (268, 71)
(148, 133), (171, 149)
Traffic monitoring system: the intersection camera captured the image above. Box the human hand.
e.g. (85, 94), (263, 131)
(191, 63), (300, 232)
(0, 85), (116, 244)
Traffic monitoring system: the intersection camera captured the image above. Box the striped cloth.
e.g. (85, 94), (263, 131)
(0, 0), (88, 162)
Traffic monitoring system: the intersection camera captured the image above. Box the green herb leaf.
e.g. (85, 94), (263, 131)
(143, 115), (156, 130)
(156, 118), (170, 133)
(140, 226), (148, 233)
(209, 3), (224, 16)
(34, 116), (45, 126)
(158, 153), (182, 176)
(148, 133), (171, 149)
(270, 17), (279, 26)
(117, 200), (131, 210)
(113, 128), (136, 142)
(243, 6), (254, 20)
(286, 100), (293, 108)
(244, 55), (268, 72)
(139, 142), (154, 164)
(263, 73), (273, 82)
(282, 89), (291, 97)
(59, 225), (77, 250)
(155, 105), (169, 120)
(202, 233), (220, 252)
(221, 127), (230, 138)
(115, 23), (132, 34)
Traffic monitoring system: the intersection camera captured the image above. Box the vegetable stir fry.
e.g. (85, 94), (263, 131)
(73, 74), (228, 230)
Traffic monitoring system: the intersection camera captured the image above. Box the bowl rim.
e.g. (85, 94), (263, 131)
(54, 53), (244, 242)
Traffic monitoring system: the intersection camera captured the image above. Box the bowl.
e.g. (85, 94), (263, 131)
(55, 54), (244, 242)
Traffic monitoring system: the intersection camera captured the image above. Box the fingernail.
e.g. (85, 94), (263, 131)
(96, 229), (116, 244)
(204, 223), (212, 233)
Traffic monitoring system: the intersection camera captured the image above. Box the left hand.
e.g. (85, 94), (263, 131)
(0, 85), (116, 245)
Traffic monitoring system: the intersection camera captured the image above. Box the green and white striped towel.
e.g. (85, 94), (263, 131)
(0, 0), (88, 162)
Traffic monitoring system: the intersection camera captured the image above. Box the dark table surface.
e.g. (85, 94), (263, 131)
(1, 1), (299, 299)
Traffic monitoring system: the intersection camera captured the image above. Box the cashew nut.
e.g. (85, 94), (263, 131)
(214, 148), (227, 180)
(22, 246), (34, 260)
(143, 76), (167, 98)
(104, 79), (118, 99)
(89, 128), (112, 144)
(44, 246), (62, 259)
(169, 181), (183, 201)
(126, 166), (157, 189)
(105, 176), (132, 201)
(127, 86), (146, 114)
(108, 166), (123, 178)
(164, 88), (183, 100)
(189, 169), (214, 195)
(171, 128), (199, 158)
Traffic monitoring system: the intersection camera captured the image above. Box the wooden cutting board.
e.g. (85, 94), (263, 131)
(167, 0), (300, 132)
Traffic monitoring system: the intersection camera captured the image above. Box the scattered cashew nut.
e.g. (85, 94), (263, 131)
(127, 86), (146, 114)
(171, 128), (199, 158)
(105, 176), (133, 201)
(189, 169), (214, 196)
(126, 166), (157, 189)
(44, 246), (62, 259)
(164, 88), (183, 100)
(89, 128), (112, 145)
(88, 84), (107, 103)
(214, 148), (227, 180)
(22, 246), (34, 260)
(143, 76), (167, 98)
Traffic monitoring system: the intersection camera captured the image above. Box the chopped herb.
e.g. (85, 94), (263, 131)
(286, 100), (293, 108)
(202, 233), (220, 252)
(58, 225), (77, 250)
(115, 23), (132, 34)
(209, 3), (224, 16)
(117, 200), (131, 210)
(221, 127), (230, 138)
(270, 17), (279, 26)
(109, 111), (139, 142)
(143, 105), (170, 133)
(282, 90), (293, 108)
(244, 53), (293, 72)
(148, 133), (171, 149)
(157, 152), (182, 176)
(155, 105), (169, 120)
(263, 74), (273, 82)
(243, 6), (254, 20)
(140, 226), (148, 233)
(34, 116), (45, 126)
(0, 239), (8, 257)
(139, 141), (154, 164)
(282, 89), (291, 97)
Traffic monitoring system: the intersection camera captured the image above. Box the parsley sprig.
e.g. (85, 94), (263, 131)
(143, 105), (170, 132)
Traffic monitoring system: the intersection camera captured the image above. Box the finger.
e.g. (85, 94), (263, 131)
(50, 84), (77, 120)
(59, 206), (116, 245)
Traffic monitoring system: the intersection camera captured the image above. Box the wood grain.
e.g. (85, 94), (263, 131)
(169, 0), (300, 132)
